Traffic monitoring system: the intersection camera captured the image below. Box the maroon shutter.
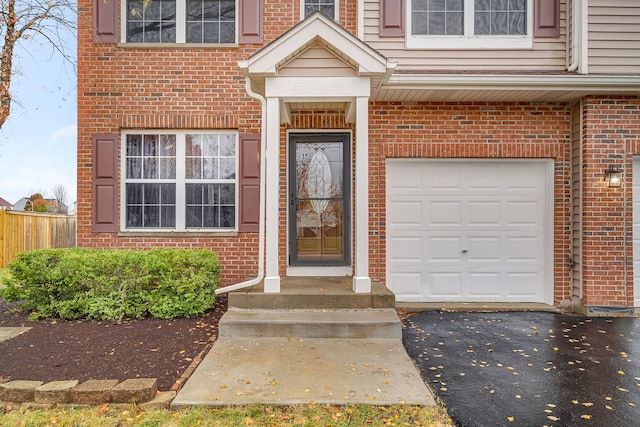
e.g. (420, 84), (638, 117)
(534, 0), (560, 37)
(238, 133), (261, 232)
(239, 0), (263, 44)
(379, 0), (405, 37)
(92, 134), (119, 233)
(94, 0), (118, 43)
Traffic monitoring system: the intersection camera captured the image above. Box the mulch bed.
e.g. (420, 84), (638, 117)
(0, 297), (227, 391)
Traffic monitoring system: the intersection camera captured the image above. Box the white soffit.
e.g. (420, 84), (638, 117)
(241, 12), (392, 77)
(375, 74), (640, 103)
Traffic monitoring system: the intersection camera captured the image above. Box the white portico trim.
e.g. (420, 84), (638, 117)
(264, 77), (372, 293)
(239, 12), (394, 294)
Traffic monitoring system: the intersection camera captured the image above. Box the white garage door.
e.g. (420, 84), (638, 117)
(386, 159), (553, 303)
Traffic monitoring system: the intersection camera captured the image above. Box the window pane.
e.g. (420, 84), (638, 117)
(127, 158), (142, 179)
(161, 184), (176, 204)
(125, 183), (175, 229)
(127, 206), (143, 227)
(491, 12), (508, 35)
(160, 135), (176, 155)
(219, 158), (235, 179)
(187, 22), (203, 43)
(159, 158), (176, 179)
(203, 134), (218, 156)
(127, 183), (143, 204)
(143, 158), (158, 179)
(203, 158), (217, 179)
(186, 158), (202, 179)
(413, 0), (463, 35)
(219, 184), (235, 204)
(219, 134), (235, 156)
(126, 0), (176, 42)
(219, 22), (235, 43)
(144, 185), (160, 204)
(185, 183), (235, 229)
(305, 0), (335, 18)
(186, 206), (202, 228)
(127, 135), (142, 156)
(186, 134), (201, 156)
(474, 0), (526, 35)
(509, 11), (526, 35)
(161, 206), (176, 227)
(220, 206), (235, 228)
(187, 0), (236, 44)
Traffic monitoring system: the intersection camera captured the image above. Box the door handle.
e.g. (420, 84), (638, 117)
(461, 249), (469, 253)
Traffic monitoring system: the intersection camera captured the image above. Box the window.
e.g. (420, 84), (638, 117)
(303, 0), (336, 20)
(123, 131), (237, 231)
(126, 0), (236, 43)
(407, 0), (531, 49)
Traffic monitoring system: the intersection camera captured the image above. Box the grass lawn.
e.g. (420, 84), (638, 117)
(0, 404), (453, 426)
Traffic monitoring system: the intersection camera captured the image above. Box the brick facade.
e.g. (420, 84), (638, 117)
(78, 0), (640, 308)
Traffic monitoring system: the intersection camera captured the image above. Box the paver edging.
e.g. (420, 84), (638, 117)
(0, 377), (173, 408)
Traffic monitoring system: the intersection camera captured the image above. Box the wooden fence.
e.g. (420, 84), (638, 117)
(0, 210), (77, 268)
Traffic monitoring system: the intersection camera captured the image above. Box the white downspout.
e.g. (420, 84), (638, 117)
(566, 0), (586, 73)
(566, 0), (579, 72)
(215, 74), (267, 295)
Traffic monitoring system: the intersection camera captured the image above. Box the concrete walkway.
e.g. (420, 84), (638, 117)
(172, 337), (435, 407)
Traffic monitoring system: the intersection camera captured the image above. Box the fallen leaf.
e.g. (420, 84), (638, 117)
(507, 416), (515, 422)
(618, 370), (625, 375)
(581, 415), (592, 419)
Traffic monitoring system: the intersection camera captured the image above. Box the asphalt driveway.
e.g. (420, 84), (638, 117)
(402, 311), (640, 427)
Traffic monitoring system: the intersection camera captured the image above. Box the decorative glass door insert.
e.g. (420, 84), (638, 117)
(289, 133), (350, 265)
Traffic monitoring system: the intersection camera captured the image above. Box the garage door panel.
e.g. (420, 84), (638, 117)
(388, 273), (423, 298)
(468, 273), (502, 297)
(468, 237), (500, 261)
(506, 237), (543, 261)
(387, 159), (551, 303)
(389, 201), (423, 225)
(431, 237), (463, 261)
(469, 202), (501, 225)
(389, 236), (422, 261)
(430, 201), (462, 225)
(506, 201), (542, 225)
(506, 272), (544, 298)
(431, 273), (463, 297)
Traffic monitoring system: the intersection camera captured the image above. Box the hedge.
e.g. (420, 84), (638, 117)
(0, 248), (220, 321)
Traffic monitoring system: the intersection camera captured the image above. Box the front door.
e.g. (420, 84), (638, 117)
(289, 133), (350, 266)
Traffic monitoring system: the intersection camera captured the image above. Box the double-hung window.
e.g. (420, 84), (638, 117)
(407, 0), (532, 49)
(123, 131), (238, 231)
(125, 0), (236, 43)
(303, 0), (336, 20)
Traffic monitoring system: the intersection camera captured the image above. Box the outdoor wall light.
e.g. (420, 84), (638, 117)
(604, 164), (623, 187)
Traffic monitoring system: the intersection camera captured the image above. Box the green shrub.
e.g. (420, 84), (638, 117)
(0, 248), (220, 321)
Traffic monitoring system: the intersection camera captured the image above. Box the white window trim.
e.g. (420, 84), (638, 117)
(120, 0), (239, 44)
(406, 0), (533, 50)
(300, 0), (339, 21)
(120, 130), (239, 232)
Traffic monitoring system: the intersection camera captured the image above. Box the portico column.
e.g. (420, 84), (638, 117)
(353, 95), (371, 293)
(263, 96), (281, 293)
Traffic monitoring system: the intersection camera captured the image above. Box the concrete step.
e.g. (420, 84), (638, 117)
(227, 278), (396, 310)
(218, 308), (402, 339)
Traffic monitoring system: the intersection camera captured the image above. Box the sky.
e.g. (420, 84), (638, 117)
(0, 25), (77, 210)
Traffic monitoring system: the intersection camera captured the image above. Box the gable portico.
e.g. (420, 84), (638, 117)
(239, 13), (395, 294)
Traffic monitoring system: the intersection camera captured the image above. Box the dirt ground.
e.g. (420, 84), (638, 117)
(0, 297), (227, 391)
